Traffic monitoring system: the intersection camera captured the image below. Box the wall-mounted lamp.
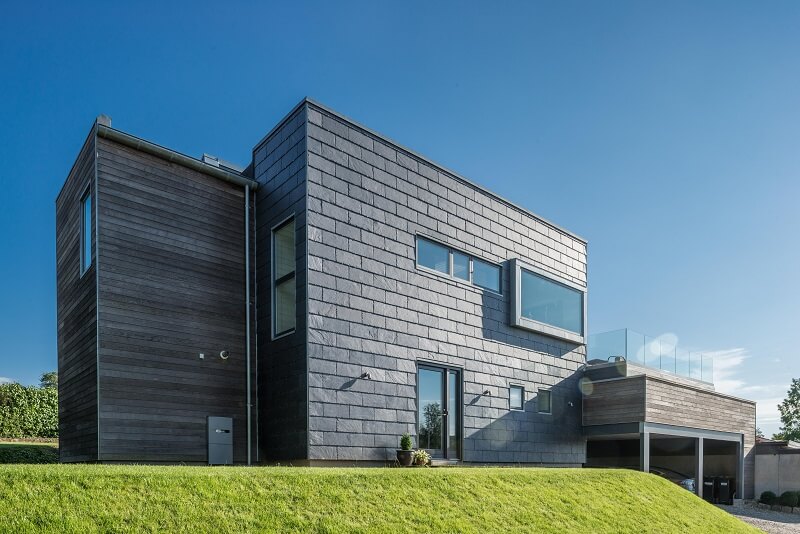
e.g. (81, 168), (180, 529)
(360, 372), (371, 380)
(482, 389), (492, 396)
(567, 401), (575, 408)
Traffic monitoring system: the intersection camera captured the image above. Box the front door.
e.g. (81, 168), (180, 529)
(418, 365), (461, 459)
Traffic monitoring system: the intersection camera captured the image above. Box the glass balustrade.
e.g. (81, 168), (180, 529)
(587, 329), (714, 383)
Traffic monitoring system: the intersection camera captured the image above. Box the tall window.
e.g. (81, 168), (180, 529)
(80, 189), (92, 274)
(509, 385), (524, 411)
(272, 217), (296, 337)
(537, 389), (552, 414)
(416, 236), (501, 293)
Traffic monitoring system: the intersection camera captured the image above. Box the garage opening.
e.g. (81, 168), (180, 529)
(586, 432), (742, 500)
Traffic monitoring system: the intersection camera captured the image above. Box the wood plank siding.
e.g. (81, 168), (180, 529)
(95, 137), (254, 463)
(582, 375), (756, 436)
(583, 374), (757, 497)
(645, 377), (757, 498)
(581, 375), (646, 427)
(56, 129), (98, 462)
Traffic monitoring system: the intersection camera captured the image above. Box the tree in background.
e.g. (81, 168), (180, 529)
(419, 402), (442, 449)
(773, 378), (800, 442)
(39, 372), (58, 389)
(756, 427), (764, 439)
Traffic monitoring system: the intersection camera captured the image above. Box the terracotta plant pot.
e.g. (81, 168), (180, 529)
(396, 449), (414, 467)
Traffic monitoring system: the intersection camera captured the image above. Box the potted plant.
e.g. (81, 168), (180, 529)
(396, 433), (414, 466)
(413, 449), (431, 466)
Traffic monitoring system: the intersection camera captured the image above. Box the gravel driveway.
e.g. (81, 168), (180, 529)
(718, 502), (800, 533)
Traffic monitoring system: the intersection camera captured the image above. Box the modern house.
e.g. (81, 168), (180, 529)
(56, 98), (756, 498)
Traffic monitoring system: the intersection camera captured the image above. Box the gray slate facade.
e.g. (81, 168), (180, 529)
(253, 99), (588, 465)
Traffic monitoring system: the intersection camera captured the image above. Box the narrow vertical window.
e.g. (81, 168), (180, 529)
(80, 188), (92, 274)
(509, 385), (524, 411)
(272, 217), (296, 337)
(452, 251), (470, 281)
(537, 389), (552, 414)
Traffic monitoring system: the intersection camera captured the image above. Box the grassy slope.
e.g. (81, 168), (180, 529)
(0, 442), (58, 464)
(0, 466), (757, 534)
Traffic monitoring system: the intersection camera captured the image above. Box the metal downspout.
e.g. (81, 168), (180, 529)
(245, 185), (252, 466)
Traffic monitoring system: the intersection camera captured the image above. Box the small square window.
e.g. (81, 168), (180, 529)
(473, 258), (501, 292)
(537, 389), (552, 414)
(509, 385), (524, 410)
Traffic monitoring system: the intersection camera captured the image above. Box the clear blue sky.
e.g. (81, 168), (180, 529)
(1, 1), (798, 436)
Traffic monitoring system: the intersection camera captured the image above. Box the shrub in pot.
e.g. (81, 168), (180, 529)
(760, 491), (777, 505)
(779, 491), (799, 508)
(396, 433), (414, 466)
(413, 449), (431, 466)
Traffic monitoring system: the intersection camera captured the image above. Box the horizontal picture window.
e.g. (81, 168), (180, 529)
(520, 269), (583, 335)
(510, 258), (586, 344)
(416, 236), (502, 294)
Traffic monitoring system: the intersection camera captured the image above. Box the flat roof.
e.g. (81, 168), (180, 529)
(254, 97), (587, 244)
(97, 124), (258, 190)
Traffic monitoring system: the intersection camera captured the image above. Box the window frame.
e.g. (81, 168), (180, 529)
(537, 388), (552, 415)
(415, 235), (502, 295)
(416, 361), (464, 461)
(271, 215), (297, 339)
(509, 384), (525, 411)
(79, 185), (92, 276)
(509, 258), (586, 344)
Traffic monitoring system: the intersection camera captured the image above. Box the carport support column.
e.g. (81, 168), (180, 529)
(639, 431), (650, 472)
(737, 437), (744, 500)
(696, 437), (704, 498)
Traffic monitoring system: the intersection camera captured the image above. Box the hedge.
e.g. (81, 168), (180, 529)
(0, 443), (58, 464)
(0, 384), (58, 438)
(760, 491), (778, 505)
(780, 491), (800, 508)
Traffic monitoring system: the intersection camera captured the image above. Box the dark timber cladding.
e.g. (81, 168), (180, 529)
(95, 136), (253, 463)
(254, 105), (308, 462)
(56, 128), (98, 462)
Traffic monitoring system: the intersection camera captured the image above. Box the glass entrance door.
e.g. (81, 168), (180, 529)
(418, 365), (461, 459)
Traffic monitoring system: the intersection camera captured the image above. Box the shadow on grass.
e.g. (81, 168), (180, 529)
(0, 443), (58, 464)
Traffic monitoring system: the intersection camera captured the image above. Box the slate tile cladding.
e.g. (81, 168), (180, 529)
(301, 101), (588, 464)
(253, 106), (309, 461)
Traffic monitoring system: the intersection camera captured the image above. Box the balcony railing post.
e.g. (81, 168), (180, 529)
(624, 328), (628, 360)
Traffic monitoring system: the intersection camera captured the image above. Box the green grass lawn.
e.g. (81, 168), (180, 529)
(0, 441), (58, 464)
(0, 466), (757, 533)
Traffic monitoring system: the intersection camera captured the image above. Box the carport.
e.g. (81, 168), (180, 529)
(585, 422), (744, 499)
(581, 361), (757, 498)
